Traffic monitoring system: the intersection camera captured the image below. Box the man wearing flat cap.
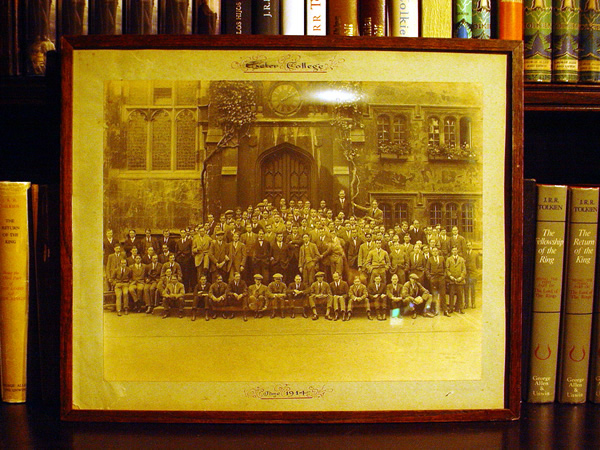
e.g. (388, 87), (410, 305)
(401, 273), (433, 319)
(267, 273), (288, 318)
(248, 273), (268, 318)
(308, 271), (330, 320)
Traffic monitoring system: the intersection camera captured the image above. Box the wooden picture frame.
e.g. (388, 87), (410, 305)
(60, 35), (523, 422)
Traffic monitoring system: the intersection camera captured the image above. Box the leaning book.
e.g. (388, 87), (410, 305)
(527, 184), (568, 403)
(0, 182), (31, 403)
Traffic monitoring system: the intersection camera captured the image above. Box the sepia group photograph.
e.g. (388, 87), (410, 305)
(62, 38), (520, 420)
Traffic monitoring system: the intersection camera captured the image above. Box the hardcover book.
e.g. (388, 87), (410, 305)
(253, 0), (280, 34)
(283, 0), (306, 34)
(498, 0), (523, 39)
(305, 0), (324, 34)
(557, 186), (599, 404)
(124, 0), (158, 34)
(58, 0), (89, 38)
(193, 0), (221, 34)
(389, 0), (419, 36)
(527, 184), (568, 403)
(0, 0), (19, 75)
(360, 0), (386, 36)
(328, 0), (359, 35)
(579, 0), (600, 83)
(524, 0), (552, 83)
(472, 0), (491, 39)
(552, 0), (580, 83)
(89, 0), (123, 34)
(222, 0), (252, 33)
(159, 0), (193, 33)
(422, 0), (452, 37)
(0, 182), (31, 403)
(23, 0), (57, 75)
(453, 0), (473, 38)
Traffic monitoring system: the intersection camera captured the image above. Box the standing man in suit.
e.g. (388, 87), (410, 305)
(409, 219), (427, 247)
(353, 199), (384, 226)
(106, 243), (126, 289)
(192, 225), (212, 282)
(333, 189), (351, 219)
(449, 226), (467, 257)
(426, 246), (448, 316)
(103, 228), (116, 266)
(446, 246), (467, 314)
(123, 229), (143, 258)
(389, 240), (408, 285)
(357, 232), (375, 281)
(227, 231), (247, 282)
(161, 253), (182, 282)
(252, 230), (272, 282)
(144, 254), (162, 313)
(365, 238), (391, 285)
(110, 258), (131, 316)
(464, 241), (480, 308)
(208, 229), (229, 282)
(159, 229), (177, 254)
(141, 228), (159, 255)
(408, 243), (427, 285)
(176, 227), (195, 292)
(298, 233), (321, 286)
(270, 232), (289, 283)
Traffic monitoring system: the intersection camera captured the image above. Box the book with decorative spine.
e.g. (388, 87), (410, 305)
(499, 0), (523, 39)
(328, 0), (359, 35)
(453, 0), (472, 38)
(58, 0), (89, 40)
(557, 186), (599, 404)
(527, 184), (568, 403)
(253, 0), (280, 34)
(283, 0), (306, 34)
(552, 0), (580, 83)
(589, 218), (600, 403)
(123, 0), (158, 34)
(472, 0), (491, 38)
(23, 0), (57, 76)
(0, 182), (31, 403)
(360, 0), (385, 36)
(389, 0), (419, 36)
(579, 0), (600, 83)
(422, 0), (452, 36)
(524, 0), (553, 82)
(193, 0), (221, 34)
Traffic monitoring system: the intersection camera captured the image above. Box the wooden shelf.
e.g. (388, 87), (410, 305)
(525, 83), (600, 112)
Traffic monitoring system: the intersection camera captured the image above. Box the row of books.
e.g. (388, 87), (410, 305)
(525, 182), (600, 404)
(524, 0), (600, 83)
(1, 0), (525, 76)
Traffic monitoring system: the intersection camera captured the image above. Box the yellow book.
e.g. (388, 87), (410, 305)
(421, 0), (453, 37)
(0, 181), (30, 403)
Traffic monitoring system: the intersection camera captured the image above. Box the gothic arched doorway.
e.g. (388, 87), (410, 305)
(259, 145), (315, 206)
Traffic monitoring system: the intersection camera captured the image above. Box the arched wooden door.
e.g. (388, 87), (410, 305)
(260, 148), (312, 205)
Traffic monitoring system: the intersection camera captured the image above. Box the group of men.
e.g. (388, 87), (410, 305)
(103, 190), (481, 320)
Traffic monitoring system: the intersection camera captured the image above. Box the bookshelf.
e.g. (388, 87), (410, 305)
(1, 61), (600, 439)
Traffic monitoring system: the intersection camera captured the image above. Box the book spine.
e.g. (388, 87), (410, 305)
(58, 0), (89, 38)
(498, 0), (523, 39)
(389, 0), (419, 36)
(306, 0), (324, 34)
(283, 0), (306, 34)
(328, 0), (359, 35)
(526, 184), (568, 403)
(557, 187), (599, 404)
(124, 0), (158, 34)
(89, 0), (123, 34)
(23, 0), (57, 76)
(421, 0), (452, 37)
(222, 0), (252, 33)
(159, 0), (193, 33)
(589, 221), (600, 403)
(0, 0), (19, 76)
(578, 0), (600, 83)
(0, 182), (31, 403)
(453, 0), (473, 37)
(552, 0), (580, 83)
(360, 0), (385, 36)
(472, 0), (491, 38)
(192, 0), (221, 34)
(524, 0), (553, 83)
(253, 0), (280, 34)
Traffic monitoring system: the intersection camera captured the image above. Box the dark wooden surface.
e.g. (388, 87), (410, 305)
(1, 401), (599, 448)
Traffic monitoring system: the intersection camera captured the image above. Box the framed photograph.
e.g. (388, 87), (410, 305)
(60, 35), (523, 422)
